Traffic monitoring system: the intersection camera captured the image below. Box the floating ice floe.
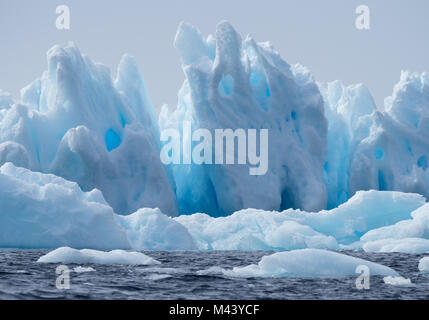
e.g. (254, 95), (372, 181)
(383, 276), (412, 286)
(198, 249), (399, 278)
(73, 266), (96, 273)
(418, 257), (429, 272)
(37, 247), (160, 265)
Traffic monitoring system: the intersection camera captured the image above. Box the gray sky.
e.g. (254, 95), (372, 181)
(1, 0), (428, 110)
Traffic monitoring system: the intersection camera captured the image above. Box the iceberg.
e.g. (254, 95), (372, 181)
(210, 249), (399, 278)
(1, 161), (428, 253)
(321, 72), (429, 209)
(0, 43), (177, 216)
(0, 162), (195, 251)
(0, 162), (130, 250)
(161, 21), (328, 216)
(1, 21), (429, 255)
(2, 22), (429, 219)
(37, 247), (160, 265)
(162, 22), (429, 216)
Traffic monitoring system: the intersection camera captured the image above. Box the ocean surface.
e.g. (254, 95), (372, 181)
(0, 250), (428, 300)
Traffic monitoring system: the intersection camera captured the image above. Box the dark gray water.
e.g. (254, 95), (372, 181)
(0, 250), (428, 300)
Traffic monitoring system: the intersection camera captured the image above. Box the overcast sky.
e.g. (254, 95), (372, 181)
(1, 0), (428, 110)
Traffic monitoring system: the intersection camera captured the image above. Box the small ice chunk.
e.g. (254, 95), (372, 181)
(37, 247), (160, 265)
(143, 274), (172, 281)
(138, 267), (186, 275)
(418, 257), (429, 272)
(383, 276), (412, 286)
(73, 266), (96, 273)
(196, 266), (226, 276)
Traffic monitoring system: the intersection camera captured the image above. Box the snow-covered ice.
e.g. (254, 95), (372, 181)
(37, 247), (160, 265)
